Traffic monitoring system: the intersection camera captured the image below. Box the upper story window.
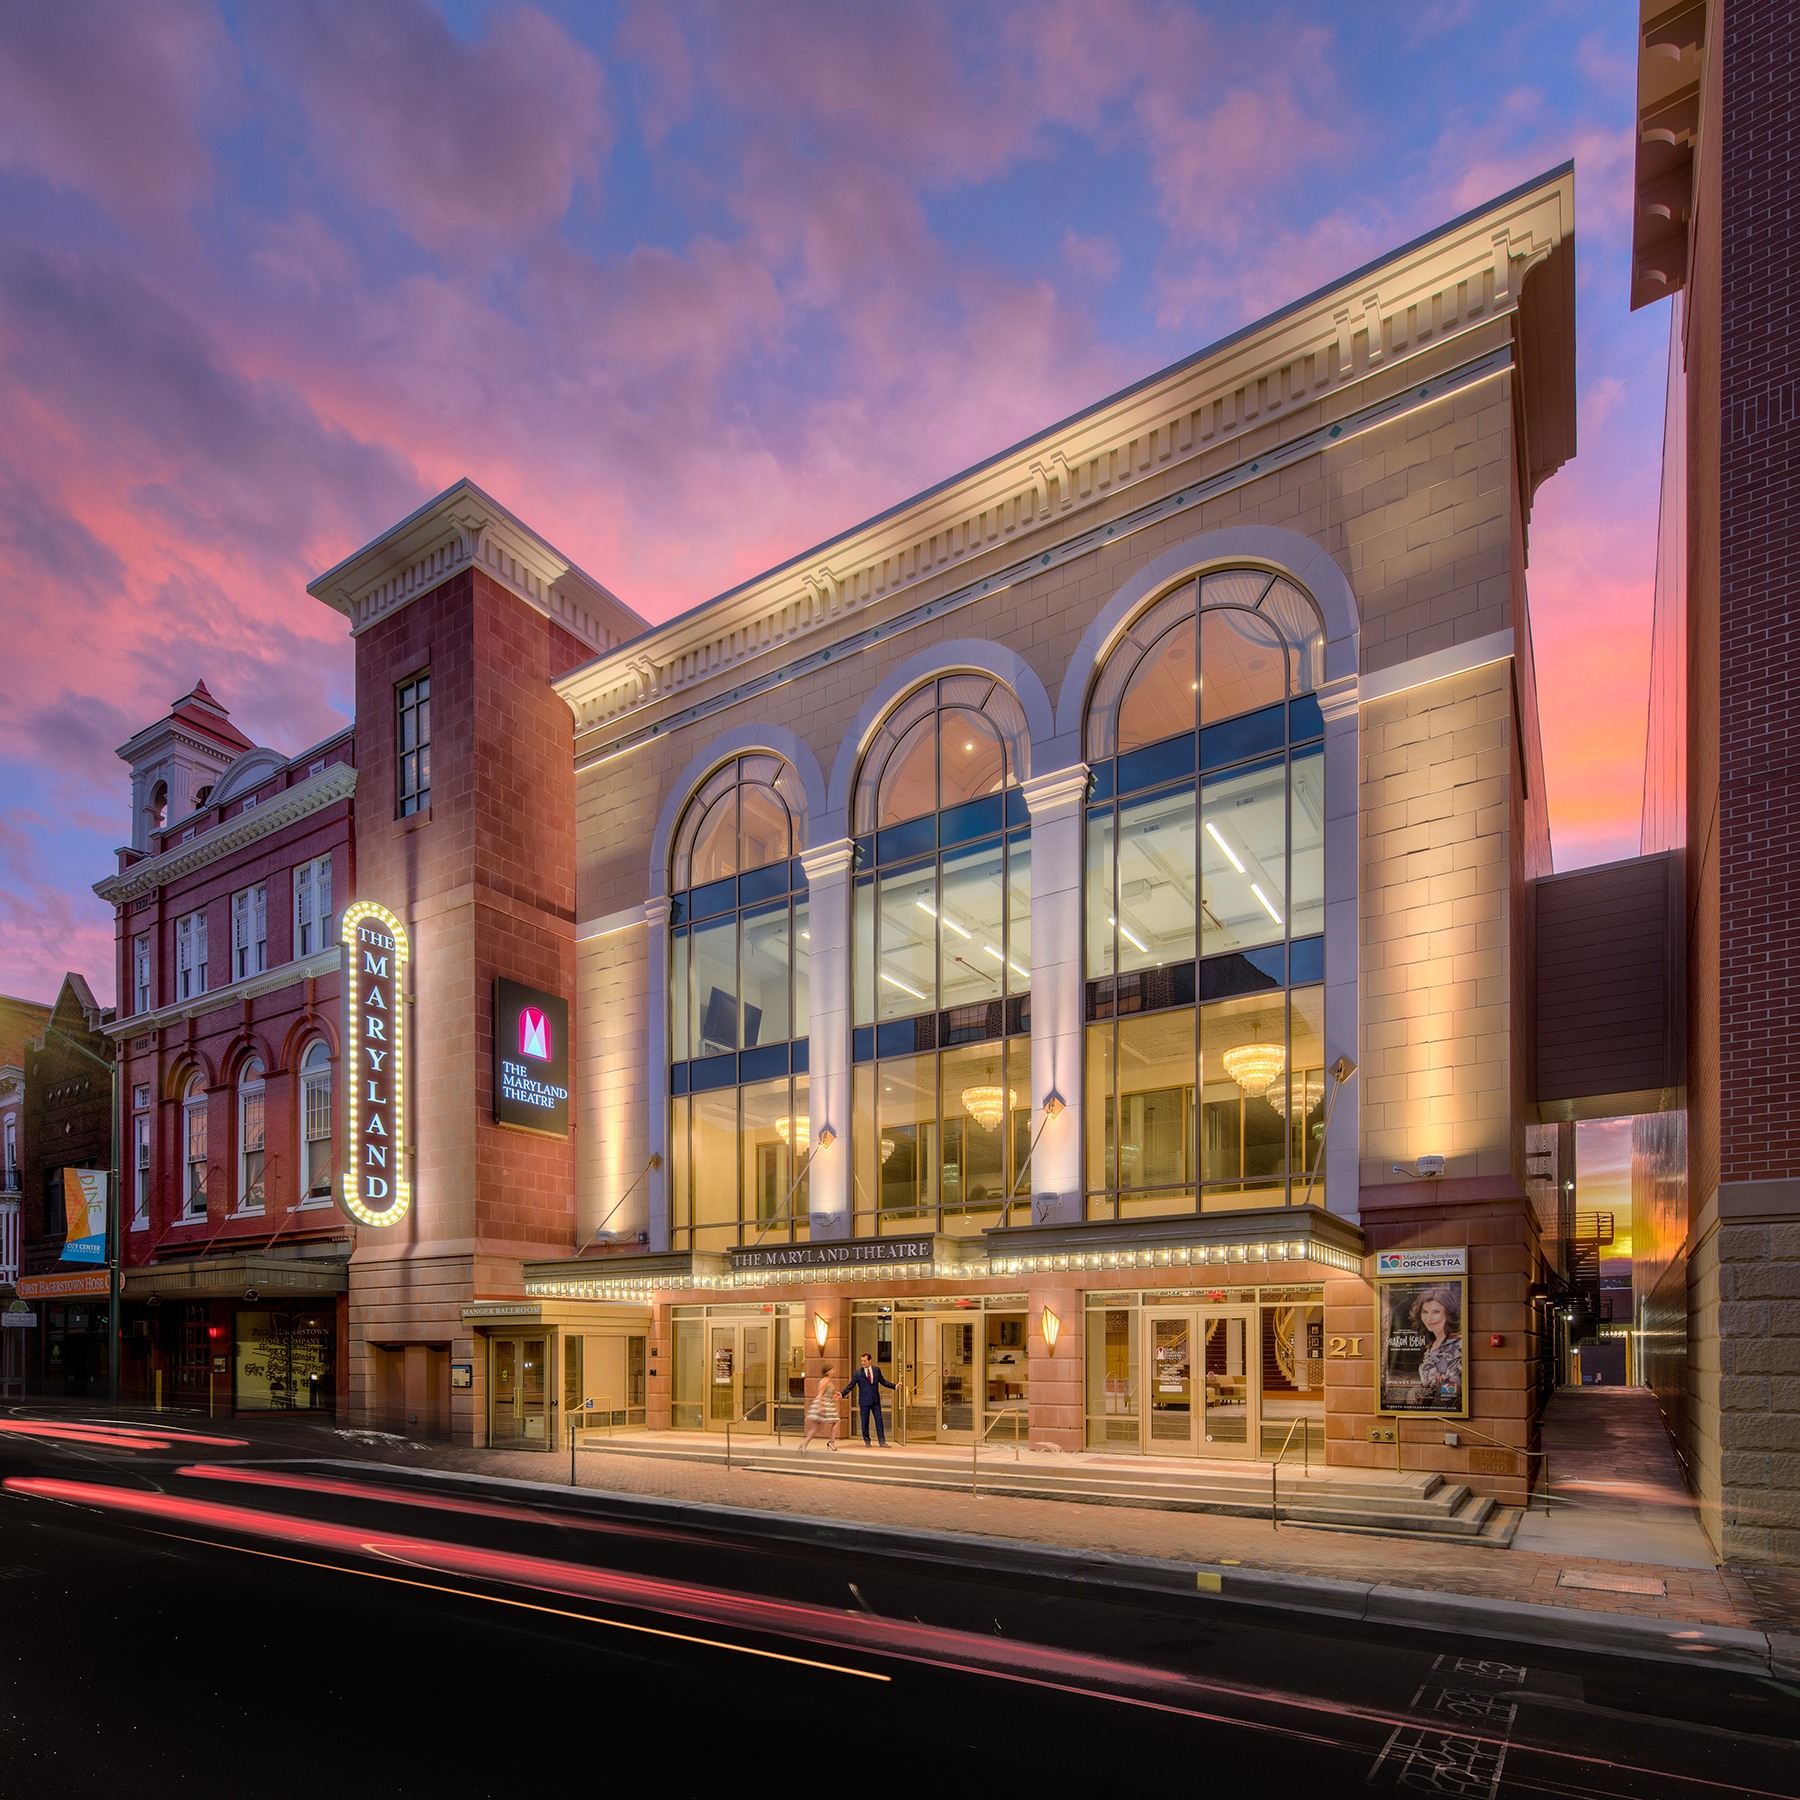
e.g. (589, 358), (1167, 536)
(43, 1167), (65, 1237)
(845, 677), (1033, 1239)
(3, 1115), (15, 1190)
(183, 1072), (208, 1218)
(238, 1059), (265, 1213)
(132, 1107), (150, 1229)
(666, 755), (811, 1254)
(300, 1040), (334, 1204)
(1081, 570), (1328, 1220)
(294, 856), (333, 957)
(398, 674), (431, 816)
(134, 933), (152, 1015)
(175, 909), (208, 1000)
(233, 884), (267, 981)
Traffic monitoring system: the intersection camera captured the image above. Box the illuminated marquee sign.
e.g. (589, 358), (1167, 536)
(340, 902), (410, 1227)
(494, 978), (570, 1137)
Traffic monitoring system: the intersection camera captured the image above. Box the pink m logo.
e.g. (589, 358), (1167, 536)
(519, 1007), (550, 1060)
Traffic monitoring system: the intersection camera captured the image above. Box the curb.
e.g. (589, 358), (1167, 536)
(298, 1455), (1781, 1677)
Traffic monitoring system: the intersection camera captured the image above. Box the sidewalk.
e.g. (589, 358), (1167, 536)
(316, 1390), (1800, 1662)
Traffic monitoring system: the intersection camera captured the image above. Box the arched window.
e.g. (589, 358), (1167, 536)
(150, 781), (168, 833)
(238, 1059), (266, 1213)
(667, 755), (812, 1255)
(847, 678), (1033, 1240)
(1083, 570), (1328, 1221)
(300, 1040), (333, 1204)
(183, 1072), (209, 1219)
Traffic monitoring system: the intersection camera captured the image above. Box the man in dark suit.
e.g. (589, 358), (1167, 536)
(841, 1353), (896, 1446)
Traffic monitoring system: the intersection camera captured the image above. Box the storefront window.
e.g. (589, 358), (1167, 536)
(1083, 569), (1329, 1218)
(848, 677), (1033, 1237)
(235, 1309), (335, 1411)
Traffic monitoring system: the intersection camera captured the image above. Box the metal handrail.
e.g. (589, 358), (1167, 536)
(1269, 1416), (1307, 1530)
(1427, 1420), (1552, 1515)
(568, 1395), (615, 1485)
(971, 1400), (1027, 1496)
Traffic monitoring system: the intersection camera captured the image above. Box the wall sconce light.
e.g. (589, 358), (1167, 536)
(813, 1312), (829, 1350)
(1041, 1091), (1065, 1120)
(816, 1125), (836, 1151)
(1041, 1306), (1061, 1352)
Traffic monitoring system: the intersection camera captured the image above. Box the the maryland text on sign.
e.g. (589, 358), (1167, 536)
(340, 902), (410, 1227)
(728, 1237), (936, 1274)
(493, 978), (570, 1137)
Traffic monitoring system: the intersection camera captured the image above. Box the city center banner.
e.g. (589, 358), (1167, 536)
(494, 978), (570, 1137)
(1375, 1246), (1468, 1418)
(60, 1169), (107, 1263)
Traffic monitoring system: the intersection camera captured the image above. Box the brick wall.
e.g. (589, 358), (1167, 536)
(347, 566), (588, 1440)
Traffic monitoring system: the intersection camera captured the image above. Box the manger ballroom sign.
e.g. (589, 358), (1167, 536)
(340, 902), (411, 1227)
(494, 978), (570, 1137)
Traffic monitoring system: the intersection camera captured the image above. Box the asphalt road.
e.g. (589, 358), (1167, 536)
(0, 1410), (1795, 1798)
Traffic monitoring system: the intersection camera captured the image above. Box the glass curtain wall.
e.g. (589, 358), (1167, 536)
(1083, 570), (1330, 1219)
(849, 678), (1033, 1240)
(667, 756), (814, 1253)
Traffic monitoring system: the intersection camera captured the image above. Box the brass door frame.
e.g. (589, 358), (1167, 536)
(1142, 1306), (1260, 1460)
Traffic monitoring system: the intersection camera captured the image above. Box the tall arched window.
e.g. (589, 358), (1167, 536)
(300, 1040), (334, 1203)
(667, 755), (812, 1254)
(238, 1059), (266, 1213)
(848, 677), (1033, 1240)
(183, 1072), (209, 1219)
(1083, 569), (1328, 1221)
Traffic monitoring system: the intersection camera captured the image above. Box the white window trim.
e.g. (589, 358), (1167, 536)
(132, 1112), (150, 1230)
(237, 1062), (266, 1215)
(184, 1082), (209, 1219)
(299, 1042), (334, 1209)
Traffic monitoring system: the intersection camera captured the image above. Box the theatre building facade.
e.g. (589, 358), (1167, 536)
(315, 168), (1576, 1495)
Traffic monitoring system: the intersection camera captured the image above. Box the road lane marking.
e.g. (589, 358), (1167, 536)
(154, 1534), (890, 1682)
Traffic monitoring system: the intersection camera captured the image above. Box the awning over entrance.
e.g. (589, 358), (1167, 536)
(123, 1255), (349, 1299)
(982, 1205), (1363, 1278)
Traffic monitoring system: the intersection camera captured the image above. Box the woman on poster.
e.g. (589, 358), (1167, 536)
(1391, 1283), (1463, 1411)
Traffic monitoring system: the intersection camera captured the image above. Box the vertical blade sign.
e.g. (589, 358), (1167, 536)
(340, 901), (410, 1227)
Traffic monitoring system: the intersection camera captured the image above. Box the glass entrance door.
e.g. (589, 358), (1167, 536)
(1199, 1311), (1254, 1455)
(897, 1315), (982, 1443)
(898, 1316), (939, 1442)
(1143, 1310), (1258, 1459)
(939, 1319), (977, 1439)
(489, 1337), (549, 1450)
(1146, 1313), (1194, 1448)
(705, 1323), (773, 1433)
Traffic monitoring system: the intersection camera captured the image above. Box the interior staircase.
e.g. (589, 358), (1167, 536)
(571, 1433), (1522, 1546)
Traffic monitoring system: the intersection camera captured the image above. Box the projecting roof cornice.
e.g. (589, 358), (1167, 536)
(554, 165), (1574, 748)
(307, 477), (647, 655)
(93, 764), (357, 907)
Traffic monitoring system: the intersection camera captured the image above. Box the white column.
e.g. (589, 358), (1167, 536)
(1318, 675), (1360, 1223)
(1023, 766), (1089, 1224)
(642, 896), (671, 1249)
(800, 838), (855, 1240)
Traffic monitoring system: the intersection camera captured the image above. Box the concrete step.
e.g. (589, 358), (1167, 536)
(570, 1431), (1516, 1541)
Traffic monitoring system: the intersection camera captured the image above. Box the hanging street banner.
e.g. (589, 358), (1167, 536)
(60, 1169), (107, 1263)
(494, 978), (570, 1137)
(340, 902), (411, 1227)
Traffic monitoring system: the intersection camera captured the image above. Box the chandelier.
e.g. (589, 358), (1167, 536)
(959, 1085), (1015, 1131)
(880, 1134), (897, 1164)
(1221, 1040), (1285, 1097)
(775, 1115), (809, 1152)
(1269, 1072), (1324, 1119)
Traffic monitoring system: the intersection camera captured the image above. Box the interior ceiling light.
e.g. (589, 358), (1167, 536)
(1269, 1073), (1324, 1119)
(959, 1085), (1015, 1131)
(1221, 1038), (1285, 1097)
(775, 1115), (809, 1151)
(880, 1134), (897, 1164)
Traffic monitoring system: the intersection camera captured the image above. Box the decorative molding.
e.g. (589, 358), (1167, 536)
(570, 344), (1514, 780)
(554, 165), (1572, 756)
(102, 945), (343, 1041)
(94, 764), (357, 907)
(1357, 629), (1516, 705)
(575, 904), (649, 944)
(307, 477), (647, 654)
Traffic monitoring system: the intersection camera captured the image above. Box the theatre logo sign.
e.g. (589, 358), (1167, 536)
(494, 978), (570, 1137)
(340, 902), (411, 1227)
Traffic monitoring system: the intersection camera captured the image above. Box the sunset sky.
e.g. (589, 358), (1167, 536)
(0, 1), (1667, 1007)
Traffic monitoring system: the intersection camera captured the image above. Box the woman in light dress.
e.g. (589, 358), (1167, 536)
(799, 1365), (838, 1451)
